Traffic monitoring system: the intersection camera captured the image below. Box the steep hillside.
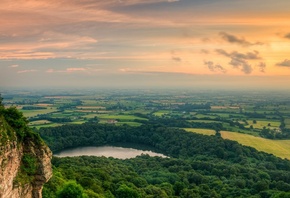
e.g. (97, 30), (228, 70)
(0, 105), (52, 198)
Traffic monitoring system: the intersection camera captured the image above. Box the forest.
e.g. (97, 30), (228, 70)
(40, 123), (290, 197)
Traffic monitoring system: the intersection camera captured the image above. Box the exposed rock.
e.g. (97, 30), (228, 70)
(0, 116), (52, 198)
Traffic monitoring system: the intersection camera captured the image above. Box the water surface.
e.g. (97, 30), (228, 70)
(54, 146), (167, 159)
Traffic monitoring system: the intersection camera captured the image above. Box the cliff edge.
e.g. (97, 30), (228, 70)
(0, 105), (52, 198)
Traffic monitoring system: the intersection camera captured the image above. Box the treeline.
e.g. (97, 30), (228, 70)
(29, 115), (72, 123)
(176, 103), (211, 111)
(39, 123), (290, 197)
(138, 118), (224, 131)
(22, 106), (47, 110)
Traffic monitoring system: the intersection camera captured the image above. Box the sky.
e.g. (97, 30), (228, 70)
(1, 0), (290, 89)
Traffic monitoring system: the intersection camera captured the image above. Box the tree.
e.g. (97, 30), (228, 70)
(116, 184), (140, 198)
(57, 181), (87, 198)
(0, 93), (3, 106)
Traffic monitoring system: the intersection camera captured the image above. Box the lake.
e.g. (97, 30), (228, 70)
(54, 145), (167, 159)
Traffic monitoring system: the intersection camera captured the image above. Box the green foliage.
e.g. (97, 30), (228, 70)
(0, 105), (44, 145)
(1, 106), (29, 140)
(21, 154), (38, 175)
(57, 181), (87, 198)
(116, 184), (140, 198)
(13, 154), (39, 186)
(0, 93), (3, 107)
(41, 123), (290, 197)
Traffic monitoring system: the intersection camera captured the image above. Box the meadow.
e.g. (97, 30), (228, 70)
(185, 128), (290, 159)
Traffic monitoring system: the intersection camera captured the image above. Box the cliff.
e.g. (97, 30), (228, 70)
(0, 107), (52, 198)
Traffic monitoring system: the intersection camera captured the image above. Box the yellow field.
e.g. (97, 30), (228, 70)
(221, 132), (290, 159)
(184, 128), (216, 136)
(184, 128), (290, 159)
(245, 120), (280, 129)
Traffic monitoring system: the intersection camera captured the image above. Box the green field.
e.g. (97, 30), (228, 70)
(153, 110), (170, 117)
(188, 120), (222, 124)
(285, 118), (290, 128)
(21, 107), (57, 117)
(185, 128), (290, 159)
(31, 123), (63, 129)
(98, 114), (147, 121)
(245, 119), (280, 129)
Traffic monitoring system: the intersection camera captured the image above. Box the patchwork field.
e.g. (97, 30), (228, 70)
(185, 128), (290, 159)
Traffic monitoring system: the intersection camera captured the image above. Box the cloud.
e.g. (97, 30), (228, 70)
(276, 59), (290, 67)
(17, 69), (37, 73)
(204, 61), (227, 73)
(219, 32), (263, 47)
(171, 50), (182, 62)
(257, 62), (266, 73)
(66, 68), (86, 72)
(216, 49), (261, 60)
(284, 33), (290, 39)
(172, 56), (182, 62)
(200, 49), (209, 54)
(216, 49), (260, 74)
(9, 64), (19, 68)
(46, 68), (86, 73)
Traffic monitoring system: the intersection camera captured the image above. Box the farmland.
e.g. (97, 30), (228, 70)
(185, 128), (290, 159)
(2, 88), (290, 158)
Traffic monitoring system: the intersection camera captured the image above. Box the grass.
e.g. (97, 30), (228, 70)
(184, 128), (216, 136)
(32, 123), (63, 129)
(221, 132), (290, 160)
(184, 128), (290, 159)
(153, 110), (170, 117)
(21, 107), (58, 118)
(285, 118), (290, 128)
(188, 120), (222, 123)
(246, 120), (280, 129)
(98, 114), (147, 121)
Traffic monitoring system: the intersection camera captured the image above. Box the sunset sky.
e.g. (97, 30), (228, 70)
(1, 0), (290, 89)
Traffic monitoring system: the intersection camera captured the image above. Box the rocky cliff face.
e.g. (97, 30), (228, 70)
(0, 116), (52, 198)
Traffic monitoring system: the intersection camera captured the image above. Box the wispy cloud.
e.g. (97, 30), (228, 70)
(66, 68), (86, 72)
(172, 57), (182, 62)
(216, 49), (261, 74)
(204, 61), (227, 73)
(284, 33), (290, 39)
(9, 64), (19, 68)
(219, 32), (263, 47)
(171, 50), (182, 62)
(216, 49), (261, 60)
(46, 68), (86, 73)
(257, 62), (266, 73)
(200, 49), (209, 54)
(17, 69), (37, 73)
(276, 59), (290, 67)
